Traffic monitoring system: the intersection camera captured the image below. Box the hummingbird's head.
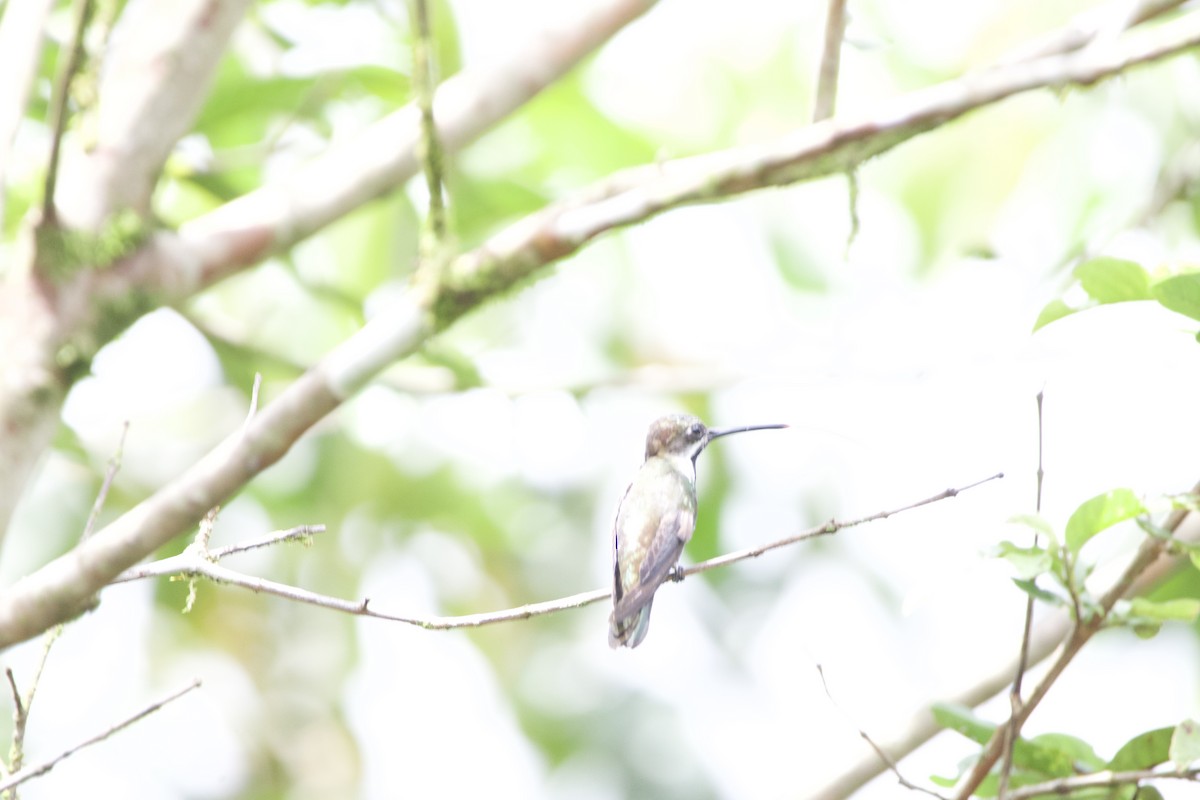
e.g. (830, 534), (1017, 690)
(644, 414), (789, 464)
(644, 414), (710, 462)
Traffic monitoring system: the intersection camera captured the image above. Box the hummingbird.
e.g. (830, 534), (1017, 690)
(608, 414), (787, 648)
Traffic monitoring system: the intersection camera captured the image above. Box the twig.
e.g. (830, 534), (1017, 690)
(681, 473), (1003, 579)
(997, 392), (1044, 798)
(411, 0), (448, 260)
(40, 0), (94, 224)
(997, 0), (1186, 64)
(112, 525), (325, 583)
(81, 421), (129, 541)
(816, 664), (949, 799)
(4, 8), (1200, 651)
(813, 0), (848, 122)
(951, 481), (1200, 799)
(114, 476), (1001, 630)
(809, 519), (1197, 800)
(1007, 766), (1200, 800)
(243, 374), (262, 433)
(5, 625), (64, 789)
(0, 680), (201, 795)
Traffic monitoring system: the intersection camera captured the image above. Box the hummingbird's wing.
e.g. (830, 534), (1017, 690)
(611, 506), (695, 623)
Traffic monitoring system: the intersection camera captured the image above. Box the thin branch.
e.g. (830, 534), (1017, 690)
(997, 392), (1044, 798)
(179, 0), (661, 289)
(809, 510), (1197, 800)
(813, 0), (848, 122)
(6, 625), (63, 786)
(951, 482), (1200, 799)
(680, 473), (1003, 579)
(81, 421), (128, 541)
(112, 524), (324, 583)
(113, 476), (1000, 630)
(997, 0), (1187, 65)
(3, 9), (1200, 650)
(0, 680), (201, 795)
(1007, 767), (1200, 800)
(816, 664), (949, 800)
(411, 0), (448, 259)
(41, 0), (94, 225)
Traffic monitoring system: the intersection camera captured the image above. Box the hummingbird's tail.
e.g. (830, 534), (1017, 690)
(608, 600), (654, 648)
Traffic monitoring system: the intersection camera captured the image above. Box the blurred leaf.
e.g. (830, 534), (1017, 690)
(1008, 513), (1055, 539)
(1135, 788), (1165, 800)
(1128, 597), (1200, 622)
(1153, 273), (1200, 322)
(1012, 577), (1065, 607)
(1030, 732), (1104, 771)
(930, 704), (1076, 777)
(990, 541), (1052, 580)
(1033, 299), (1075, 332)
(1170, 719), (1200, 768)
(1064, 489), (1144, 554)
(1075, 257), (1151, 304)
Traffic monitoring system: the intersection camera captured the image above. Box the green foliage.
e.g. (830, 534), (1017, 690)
(1064, 489), (1144, 554)
(1034, 258), (1200, 339)
(1171, 719), (1200, 769)
(1153, 273), (1200, 322)
(1109, 726), (1174, 771)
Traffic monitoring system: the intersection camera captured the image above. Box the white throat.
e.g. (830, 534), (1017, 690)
(664, 452), (697, 487)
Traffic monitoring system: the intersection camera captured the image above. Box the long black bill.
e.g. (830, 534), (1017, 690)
(706, 422), (789, 442)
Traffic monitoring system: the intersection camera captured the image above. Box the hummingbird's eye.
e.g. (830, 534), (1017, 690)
(688, 422), (704, 439)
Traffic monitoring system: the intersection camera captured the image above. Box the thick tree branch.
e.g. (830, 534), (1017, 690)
(0, 0), (54, 226)
(0, 0), (661, 544)
(55, 0), (253, 229)
(1, 12), (1198, 650)
(177, 0), (662, 290)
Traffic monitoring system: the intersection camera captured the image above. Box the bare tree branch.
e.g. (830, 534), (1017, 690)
(113, 477), (999, 631)
(41, 0), (94, 226)
(0, 0), (54, 226)
(1007, 766), (1200, 800)
(952, 484), (1200, 799)
(813, 0), (848, 122)
(997, 392), (1045, 798)
(0, 0), (661, 546)
(0, 680), (201, 795)
(809, 515), (1198, 800)
(1, 11), (1199, 650)
(55, 0), (253, 229)
(177, 0), (662, 290)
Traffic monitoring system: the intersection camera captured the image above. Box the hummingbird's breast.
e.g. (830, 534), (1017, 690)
(614, 457), (697, 588)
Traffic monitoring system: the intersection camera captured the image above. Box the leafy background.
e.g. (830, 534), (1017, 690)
(2, 0), (1200, 798)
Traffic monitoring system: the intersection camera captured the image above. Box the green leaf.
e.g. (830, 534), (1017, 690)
(1012, 577), (1065, 607)
(930, 704), (1076, 777)
(1008, 513), (1056, 540)
(1136, 788), (1165, 800)
(1153, 273), (1200, 322)
(1108, 727), (1173, 771)
(1128, 597), (1200, 622)
(1075, 257), (1152, 303)
(991, 541), (1053, 579)
(1170, 719), (1200, 768)
(1064, 489), (1145, 554)
(1191, 550), (1200, 573)
(1030, 732), (1104, 770)
(1033, 298), (1075, 332)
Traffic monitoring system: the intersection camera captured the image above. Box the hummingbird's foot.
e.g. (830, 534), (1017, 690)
(667, 565), (685, 583)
